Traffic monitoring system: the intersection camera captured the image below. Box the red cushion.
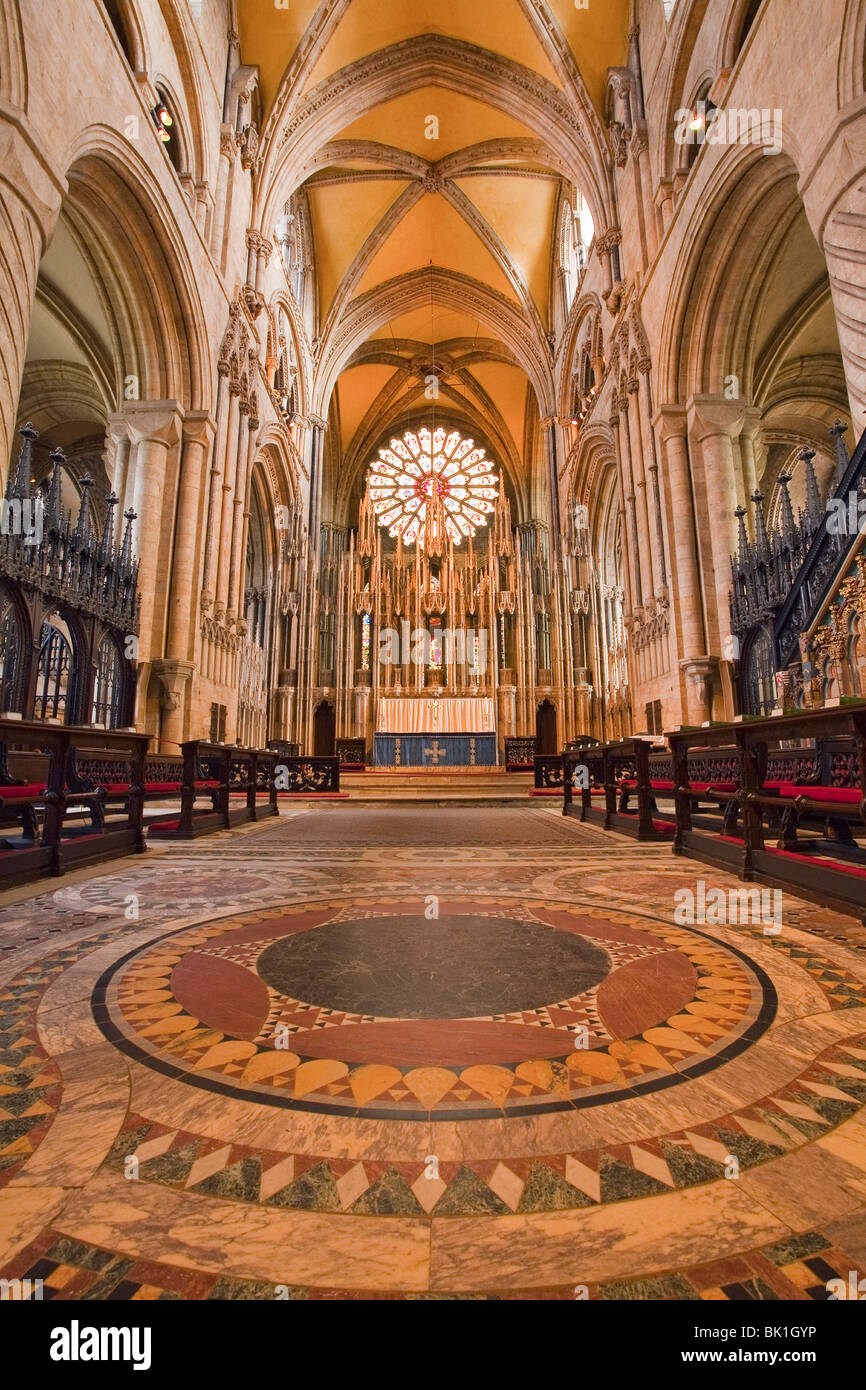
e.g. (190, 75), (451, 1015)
(649, 780), (675, 791)
(506, 763), (534, 772)
(764, 845), (866, 880)
(776, 783), (861, 805)
(101, 782), (130, 794)
(0, 783), (45, 799)
(144, 781), (183, 794)
(195, 780), (220, 789)
(529, 788), (563, 797)
(148, 820), (180, 836)
(688, 782), (738, 794)
(653, 819), (676, 835)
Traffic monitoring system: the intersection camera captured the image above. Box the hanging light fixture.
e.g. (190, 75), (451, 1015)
(152, 102), (173, 142)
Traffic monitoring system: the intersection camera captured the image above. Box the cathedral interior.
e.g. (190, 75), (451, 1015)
(1, 0), (866, 1332)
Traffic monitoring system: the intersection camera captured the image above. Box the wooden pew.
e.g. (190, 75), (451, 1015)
(336, 737), (366, 771)
(532, 754), (565, 797)
(668, 704), (866, 920)
(273, 756), (343, 797)
(0, 719), (148, 884)
(66, 748), (221, 813)
(505, 737), (535, 772)
(563, 737), (674, 839)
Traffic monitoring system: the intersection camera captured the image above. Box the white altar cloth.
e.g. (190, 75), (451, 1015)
(377, 696), (495, 734)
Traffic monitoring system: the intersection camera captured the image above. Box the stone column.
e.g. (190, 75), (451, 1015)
(125, 403), (183, 664)
(354, 684), (371, 741)
(654, 178), (674, 236)
(211, 128), (238, 272)
(640, 364), (667, 589)
(254, 237), (272, 296)
(0, 115), (63, 472)
(654, 407), (708, 722)
(626, 374), (656, 601)
(166, 411), (214, 664)
(151, 659), (195, 752)
(688, 396), (746, 652)
(609, 407), (640, 613)
(202, 365), (229, 607)
(497, 682), (516, 751)
(738, 410), (763, 525)
(632, 126), (658, 262)
(105, 415), (132, 509)
(215, 383), (243, 618)
(230, 407), (258, 623)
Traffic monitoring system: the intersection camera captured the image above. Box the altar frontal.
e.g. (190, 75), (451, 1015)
(373, 697), (497, 768)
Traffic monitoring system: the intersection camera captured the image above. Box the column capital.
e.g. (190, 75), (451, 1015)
(182, 411), (215, 448)
(122, 400), (183, 448)
(652, 404), (688, 443)
(687, 394), (749, 442)
(738, 406), (764, 441)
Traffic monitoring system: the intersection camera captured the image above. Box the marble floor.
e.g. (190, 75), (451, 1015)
(1, 802), (866, 1300)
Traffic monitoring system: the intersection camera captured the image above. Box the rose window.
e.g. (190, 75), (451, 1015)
(366, 427), (499, 547)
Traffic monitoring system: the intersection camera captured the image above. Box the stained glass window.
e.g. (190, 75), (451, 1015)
(366, 427), (499, 547)
(360, 612), (371, 670)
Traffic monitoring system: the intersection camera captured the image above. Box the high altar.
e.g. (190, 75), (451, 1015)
(373, 696), (497, 767)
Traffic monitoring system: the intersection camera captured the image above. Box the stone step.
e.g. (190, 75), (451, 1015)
(340, 770), (534, 803)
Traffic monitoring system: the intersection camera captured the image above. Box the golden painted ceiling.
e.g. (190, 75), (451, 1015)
(239, 0), (629, 510)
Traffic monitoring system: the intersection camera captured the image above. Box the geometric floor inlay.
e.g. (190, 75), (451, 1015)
(93, 897), (778, 1119)
(2, 804), (866, 1298)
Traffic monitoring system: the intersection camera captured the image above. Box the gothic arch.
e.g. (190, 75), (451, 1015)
(154, 0), (212, 187)
(838, 0), (866, 105)
(0, 0), (26, 108)
(558, 292), (604, 419)
(59, 125), (211, 410)
(266, 290), (312, 422)
(313, 267), (555, 422)
(256, 35), (612, 237)
(657, 144), (813, 404)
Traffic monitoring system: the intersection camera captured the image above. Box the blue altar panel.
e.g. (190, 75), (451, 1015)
(373, 733), (497, 768)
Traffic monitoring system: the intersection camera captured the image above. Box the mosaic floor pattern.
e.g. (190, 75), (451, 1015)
(1, 803), (866, 1298)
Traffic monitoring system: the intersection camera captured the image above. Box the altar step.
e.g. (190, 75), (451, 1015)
(340, 769), (534, 804)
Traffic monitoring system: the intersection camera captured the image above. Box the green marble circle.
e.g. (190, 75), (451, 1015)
(256, 913), (609, 1018)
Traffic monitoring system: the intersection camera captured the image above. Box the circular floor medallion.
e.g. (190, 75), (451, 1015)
(256, 914), (609, 1019)
(92, 898), (777, 1120)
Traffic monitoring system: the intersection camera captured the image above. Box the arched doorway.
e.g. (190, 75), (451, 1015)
(742, 628), (776, 716)
(535, 698), (558, 754)
(313, 700), (336, 756)
(35, 614), (76, 722)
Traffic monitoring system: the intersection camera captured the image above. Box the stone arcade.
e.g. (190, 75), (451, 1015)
(1, 0), (866, 1319)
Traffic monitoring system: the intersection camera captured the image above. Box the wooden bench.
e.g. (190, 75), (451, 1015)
(505, 737), (535, 772)
(148, 743), (279, 839)
(563, 738), (675, 840)
(336, 737), (366, 772)
(668, 705), (866, 920)
(273, 756), (344, 798)
(0, 719), (148, 883)
(66, 748), (221, 814)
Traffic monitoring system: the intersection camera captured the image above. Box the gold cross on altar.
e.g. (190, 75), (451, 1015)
(424, 740), (446, 766)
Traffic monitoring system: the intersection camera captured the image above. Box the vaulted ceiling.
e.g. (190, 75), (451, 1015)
(240, 0), (629, 519)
